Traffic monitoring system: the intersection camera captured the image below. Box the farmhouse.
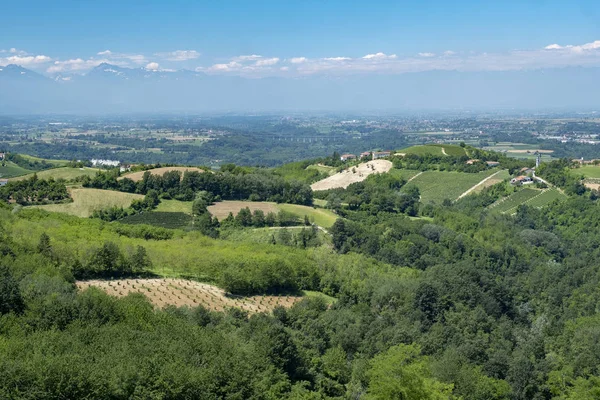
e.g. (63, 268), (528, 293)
(340, 154), (357, 161)
(372, 151), (391, 160)
(466, 159), (480, 165)
(360, 151), (371, 159)
(0, 179), (8, 186)
(486, 161), (500, 167)
(0, 152), (5, 160)
(510, 176), (533, 185)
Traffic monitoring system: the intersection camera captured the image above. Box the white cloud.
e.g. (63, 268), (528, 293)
(324, 57), (351, 61)
(46, 58), (110, 74)
(233, 54), (263, 61)
(418, 52), (436, 57)
(545, 40), (600, 52)
(156, 50), (200, 61)
(1, 55), (52, 66)
(200, 61), (243, 72)
(280, 66), (289, 71)
(145, 62), (160, 71)
(95, 50), (147, 65)
(255, 57), (279, 66)
(443, 50), (456, 56)
(363, 52), (397, 60)
(290, 57), (307, 64)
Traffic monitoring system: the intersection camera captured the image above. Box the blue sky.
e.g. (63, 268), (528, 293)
(1, 0), (600, 76)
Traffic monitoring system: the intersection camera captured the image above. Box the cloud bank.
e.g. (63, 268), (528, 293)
(1, 40), (600, 77)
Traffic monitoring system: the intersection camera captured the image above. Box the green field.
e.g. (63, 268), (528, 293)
(0, 161), (33, 178)
(403, 169), (499, 203)
(398, 144), (467, 157)
(577, 165), (600, 179)
(222, 226), (330, 246)
(118, 211), (193, 229)
(18, 154), (69, 166)
(312, 198), (328, 207)
(155, 199), (193, 214)
(490, 188), (566, 214)
(526, 188), (567, 208)
(33, 188), (143, 218)
(489, 188), (540, 214)
(10, 167), (100, 182)
(307, 164), (337, 176)
(277, 203), (338, 229)
(388, 169), (422, 181)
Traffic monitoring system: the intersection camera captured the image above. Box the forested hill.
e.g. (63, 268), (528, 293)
(2, 152), (600, 399)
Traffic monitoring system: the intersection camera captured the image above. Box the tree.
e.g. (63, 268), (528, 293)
(0, 265), (25, 315)
(129, 246), (152, 273)
(365, 344), (455, 400)
(37, 232), (53, 258)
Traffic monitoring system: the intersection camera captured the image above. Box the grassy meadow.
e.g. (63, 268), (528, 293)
(33, 188), (144, 217)
(10, 167), (100, 182)
(0, 161), (33, 178)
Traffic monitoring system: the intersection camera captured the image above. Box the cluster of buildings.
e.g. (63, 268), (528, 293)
(510, 167), (536, 185)
(91, 159), (120, 167)
(466, 159), (500, 167)
(340, 151), (392, 162)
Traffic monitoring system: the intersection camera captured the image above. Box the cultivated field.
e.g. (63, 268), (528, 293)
(310, 160), (392, 191)
(277, 203), (338, 229)
(33, 188), (143, 217)
(77, 278), (303, 313)
(388, 169), (424, 181)
(577, 166), (600, 179)
(404, 169), (500, 203)
(207, 200), (338, 228)
(207, 201), (280, 220)
(489, 188), (539, 214)
(458, 169), (510, 198)
(0, 162), (33, 178)
(398, 144), (467, 157)
(488, 187), (566, 214)
(121, 167), (206, 182)
(10, 167), (100, 182)
(307, 164), (337, 176)
(155, 199), (193, 214)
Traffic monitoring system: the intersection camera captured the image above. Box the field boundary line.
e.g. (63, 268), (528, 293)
(407, 171), (423, 183)
(457, 170), (505, 200)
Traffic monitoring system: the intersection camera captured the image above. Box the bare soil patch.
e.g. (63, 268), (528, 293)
(121, 167), (206, 182)
(77, 278), (303, 313)
(207, 201), (280, 220)
(310, 160), (393, 191)
(584, 182), (600, 191)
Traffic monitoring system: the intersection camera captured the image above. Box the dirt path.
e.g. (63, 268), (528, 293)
(441, 147), (448, 156)
(407, 171), (423, 183)
(456, 170), (505, 200)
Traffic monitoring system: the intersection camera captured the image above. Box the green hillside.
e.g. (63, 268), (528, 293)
(403, 169), (499, 203)
(0, 161), (33, 178)
(10, 167), (100, 182)
(398, 144), (467, 157)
